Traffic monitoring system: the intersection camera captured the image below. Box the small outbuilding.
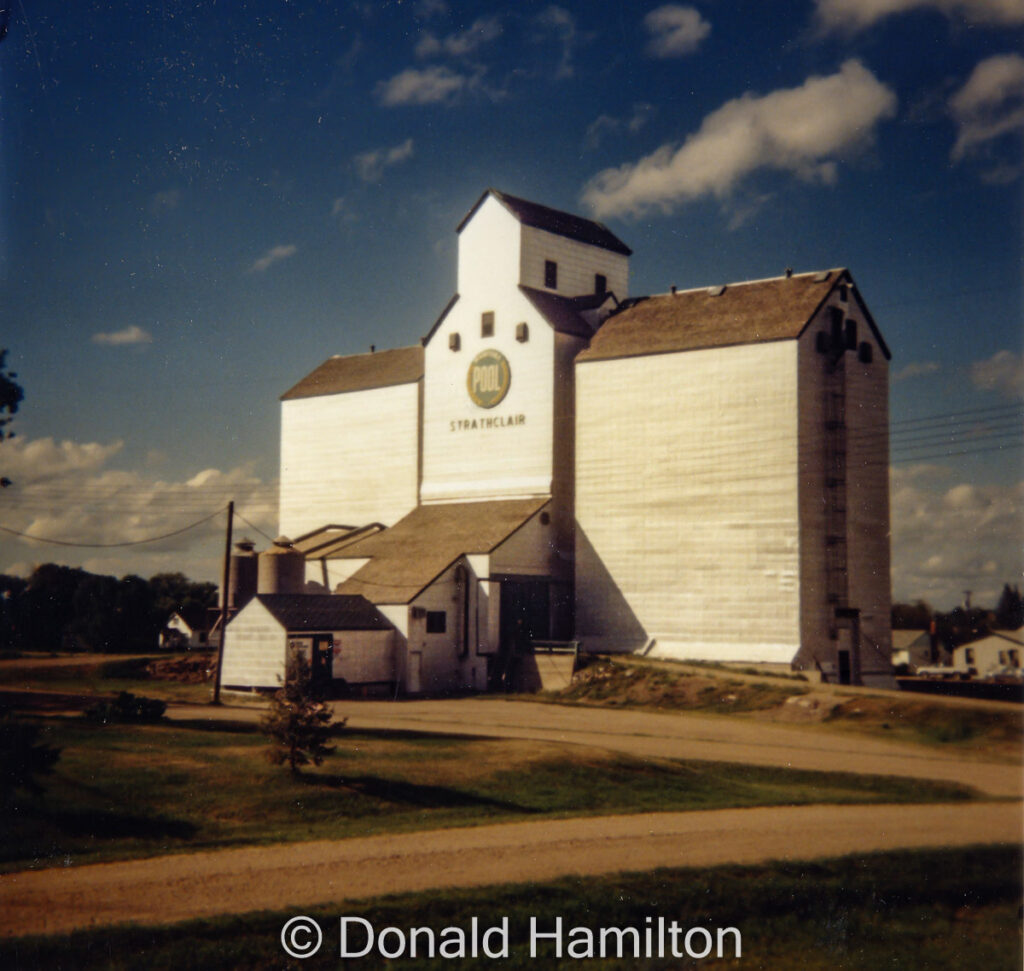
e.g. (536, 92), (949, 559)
(220, 593), (396, 695)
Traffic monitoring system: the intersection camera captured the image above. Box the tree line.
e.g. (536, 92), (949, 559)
(0, 565), (217, 654)
(891, 583), (1023, 650)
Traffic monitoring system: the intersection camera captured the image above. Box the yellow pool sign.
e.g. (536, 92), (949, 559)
(467, 349), (511, 409)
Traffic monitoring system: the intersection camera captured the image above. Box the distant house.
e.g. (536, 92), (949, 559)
(160, 610), (217, 650)
(220, 593), (396, 694)
(891, 629), (947, 671)
(952, 629), (1024, 677)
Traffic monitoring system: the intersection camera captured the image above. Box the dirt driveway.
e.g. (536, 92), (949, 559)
(1, 801), (1020, 938)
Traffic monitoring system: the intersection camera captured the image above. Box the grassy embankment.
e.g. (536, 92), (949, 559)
(545, 655), (1024, 757)
(2, 846), (1020, 970)
(2, 714), (980, 873)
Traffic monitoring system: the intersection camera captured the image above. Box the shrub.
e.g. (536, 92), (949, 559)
(85, 691), (167, 725)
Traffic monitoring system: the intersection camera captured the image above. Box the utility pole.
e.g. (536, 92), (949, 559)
(212, 500), (233, 705)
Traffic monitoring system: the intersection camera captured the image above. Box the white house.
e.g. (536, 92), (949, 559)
(952, 629), (1023, 677)
(227, 188), (894, 693)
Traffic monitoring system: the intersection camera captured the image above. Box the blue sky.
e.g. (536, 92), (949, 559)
(0, 0), (1021, 609)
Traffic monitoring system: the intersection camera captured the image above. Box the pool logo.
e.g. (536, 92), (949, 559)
(467, 349), (511, 409)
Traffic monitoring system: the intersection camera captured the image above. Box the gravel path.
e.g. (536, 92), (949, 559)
(1, 802), (1020, 938)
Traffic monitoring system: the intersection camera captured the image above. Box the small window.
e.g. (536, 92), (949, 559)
(425, 611), (447, 634)
(838, 284), (849, 302)
(858, 341), (873, 364)
(515, 322), (529, 343)
(481, 311), (494, 337)
(449, 332), (461, 352)
(1009, 650), (1020, 667)
(544, 260), (557, 289)
(845, 319), (857, 350)
(595, 273), (607, 294)
(965, 648), (975, 665)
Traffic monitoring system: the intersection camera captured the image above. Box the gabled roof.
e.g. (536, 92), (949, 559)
(253, 594), (392, 631)
(578, 269), (891, 363)
(335, 498), (550, 604)
(281, 346), (423, 400)
(457, 189), (632, 257)
(518, 286), (613, 338)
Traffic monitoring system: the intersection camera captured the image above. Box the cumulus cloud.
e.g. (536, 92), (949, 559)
(582, 60), (897, 220)
(415, 16), (502, 59)
(644, 5), (711, 59)
(893, 360), (941, 381)
(249, 244), (297, 273)
(815, 0), (1024, 32)
(375, 65), (471, 106)
(354, 138), (415, 182)
(91, 325), (153, 346)
(890, 466), (1023, 608)
(0, 435), (277, 582)
(949, 53), (1024, 177)
(970, 350), (1024, 399)
(584, 103), (656, 149)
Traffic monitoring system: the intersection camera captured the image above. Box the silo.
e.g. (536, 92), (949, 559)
(257, 536), (305, 594)
(228, 538), (258, 609)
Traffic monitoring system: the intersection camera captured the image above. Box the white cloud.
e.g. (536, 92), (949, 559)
(970, 350), (1024, 399)
(534, 6), (577, 80)
(890, 467), (1023, 608)
(585, 103), (656, 149)
(415, 16), (502, 59)
(949, 53), (1024, 176)
(375, 65), (471, 106)
(815, 0), (1024, 32)
(91, 325), (153, 346)
(894, 360), (941, 381)
(249, 244), (297, 273)
(644, 5), (711, 59)
(331, 197), (346, 217)
(354, 138), (415, 182)
(582, 60), (897, 220)
(0, 435), (277, 583)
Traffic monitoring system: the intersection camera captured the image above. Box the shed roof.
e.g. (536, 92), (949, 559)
(281, 345), (423, 400)
(254, 594), (392, 631)
(458, 189), (632, 256)
(335, 498), (550, 604)
(519, 286), (615, 338)
(578, 269), (890, 363)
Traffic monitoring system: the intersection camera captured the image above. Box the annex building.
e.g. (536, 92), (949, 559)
(222, 188), (893, 695)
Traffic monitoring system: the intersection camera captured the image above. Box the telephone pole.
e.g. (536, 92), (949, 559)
(212, 500), (233, 705)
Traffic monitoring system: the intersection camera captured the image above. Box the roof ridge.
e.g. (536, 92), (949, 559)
(650, 268), (847, 298)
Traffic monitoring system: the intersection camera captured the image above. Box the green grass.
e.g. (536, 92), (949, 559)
(2, 846), (1019, 969)
(1, 717), (979, 872)
(0, 655), (212, 704)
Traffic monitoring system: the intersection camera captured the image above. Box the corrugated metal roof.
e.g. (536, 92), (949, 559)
(281, 345), (423, 400)
(254, 593), (392, 631)
(457, 189), (632, 256)
(579, 269), (889, 362)
(335, 498), (550, 604)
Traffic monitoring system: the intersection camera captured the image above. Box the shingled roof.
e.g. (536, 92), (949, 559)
(281, 345), (423, 400)
(579, 269), (890, 363)
(458, 189), (632, 256)
(254, 594), (392, 631)
(519, 286), (615, 338)
(335, 498), (550, 604)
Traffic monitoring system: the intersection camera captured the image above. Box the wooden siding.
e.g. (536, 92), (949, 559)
(457, 194), (521, 302)
(221, 599), (286, 688)
(333, 629), (396, 683)
(279, 382), (420, 537)
(520, 224), (629, 298)
(421, 287), (556, 503)
(575, 340), (802, 661)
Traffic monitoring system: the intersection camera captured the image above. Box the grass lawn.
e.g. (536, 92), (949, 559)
(2, 846), (1019, 969)
(2, 715), (980, 873)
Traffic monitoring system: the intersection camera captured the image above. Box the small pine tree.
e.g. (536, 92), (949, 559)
(261, 653), (341, 775)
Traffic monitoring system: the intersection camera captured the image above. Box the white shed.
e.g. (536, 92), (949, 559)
(220, 593), (396, 694)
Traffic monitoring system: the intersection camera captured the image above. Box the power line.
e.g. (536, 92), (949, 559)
(0, 506), (227, 549)
(235, 509), (277, 544)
